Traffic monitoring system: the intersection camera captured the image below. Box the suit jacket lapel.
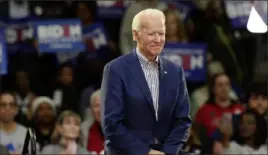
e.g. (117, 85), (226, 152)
(158, 57), (167, 118)
(128, 51), (155, 112)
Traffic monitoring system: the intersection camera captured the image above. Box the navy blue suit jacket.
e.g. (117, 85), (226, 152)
(100, 50), (192, 155)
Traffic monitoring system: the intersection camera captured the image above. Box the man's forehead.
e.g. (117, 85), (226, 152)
(141, 21), (165, 31)
(142, 27), (165, 33)
(140, 13), (165, 23)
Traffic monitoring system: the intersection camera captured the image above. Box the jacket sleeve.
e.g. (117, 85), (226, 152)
(100, 63), (151, 155)
(161, 67), (192, 155)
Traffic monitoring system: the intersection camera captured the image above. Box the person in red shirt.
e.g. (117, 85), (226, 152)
(195, 73), (245, 137)
(81, 89), (104, 155)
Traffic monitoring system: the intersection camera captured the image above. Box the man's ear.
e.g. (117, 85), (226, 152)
(132, 30), (137, 41)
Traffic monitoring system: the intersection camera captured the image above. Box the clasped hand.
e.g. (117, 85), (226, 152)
(148, 149), (165, 155)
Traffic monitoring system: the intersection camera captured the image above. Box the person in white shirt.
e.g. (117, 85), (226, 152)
(0, 92), (28, 154)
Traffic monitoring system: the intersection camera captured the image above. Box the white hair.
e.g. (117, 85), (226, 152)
(89, 89), (101, 106)
(132, 8), (165, 32)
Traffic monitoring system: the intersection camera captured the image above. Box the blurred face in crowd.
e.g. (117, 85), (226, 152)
(91, 95), (101, 123)
(249, 94), (268, 115)
(214, 74), (231, 101)
(35, 102), (55, 124)
(0, 93), (18, 123)
(206, 0), (224, 19)
(59, 66), (73, 85)
(239, 113), (256, 139)
(194, 0), (209, 10)
(58, 116), (80, 140)
(15, 71), (30, 92)
(76, 2), (93, 25)
(210, 0), (222, 10)
(133, 13), (166, 60)
(165, 11), (179, 39)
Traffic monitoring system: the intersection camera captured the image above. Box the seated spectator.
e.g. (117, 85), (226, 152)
(246, 83), (268, 118)
(81, 89), (104, 155)
(40, 110), (89, 154)
(52, 63), (79, 114)
(190, 61), (238, 118)
(13, 70), (36, 126)
(210, 82), (268, 146)
(0, 92), (28, 154)
(216, 109), (267, 154)
(195, 73), (245, 137)
(30, 96), (56, 151)
(163, 9), (188, 43)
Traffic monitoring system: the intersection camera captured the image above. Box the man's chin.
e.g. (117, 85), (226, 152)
(150, 50), (162, 56)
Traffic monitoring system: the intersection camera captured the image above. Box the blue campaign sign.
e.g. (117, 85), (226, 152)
(0, 28), (8, 75)
(224, 1), (254, 28)
(33, 19), (85, 53)
(83, 22), (109, 58)
(97, 1), (133, 19)
(1, 17), (36, 54)
(161, 43), (207, 82)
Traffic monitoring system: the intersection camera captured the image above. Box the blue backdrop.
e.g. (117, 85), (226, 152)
(162, 43), (207, 82)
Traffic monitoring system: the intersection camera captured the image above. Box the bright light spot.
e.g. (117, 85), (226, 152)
(247, 5), (267, 33)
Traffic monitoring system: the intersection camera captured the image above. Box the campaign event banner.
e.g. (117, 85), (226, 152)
(224, 0), (267, 28)
(0, 17), (36, 54)
(33, 19), (85, 53)
(0, 28), (8, 75)
(161, 43), (207, 82)
(97, 1), (133, 19)
(83, 22), (109, 59)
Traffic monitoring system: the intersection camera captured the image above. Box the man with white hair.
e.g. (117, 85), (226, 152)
(101, 9), (192, 155)
(81, 89), (104, 154)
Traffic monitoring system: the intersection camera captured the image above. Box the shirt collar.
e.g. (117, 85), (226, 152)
(136, 48), (159, 66)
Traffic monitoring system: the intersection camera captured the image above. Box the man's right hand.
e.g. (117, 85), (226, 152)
(148, 149), (165, 155)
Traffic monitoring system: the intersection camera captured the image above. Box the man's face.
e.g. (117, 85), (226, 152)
(133, 15), (166, 57)
(0, 94), (17, 123)
(214, 75), (231, 101)
(249, 94), (268, 115)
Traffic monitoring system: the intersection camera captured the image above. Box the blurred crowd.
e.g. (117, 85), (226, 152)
(0, 0), (267, 154)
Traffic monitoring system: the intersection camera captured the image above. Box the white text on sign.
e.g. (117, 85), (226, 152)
(163, 54), (204, 70)
(38, 24), (81, 39)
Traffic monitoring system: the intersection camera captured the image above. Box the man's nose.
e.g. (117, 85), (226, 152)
(154, 34), (161, 43)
